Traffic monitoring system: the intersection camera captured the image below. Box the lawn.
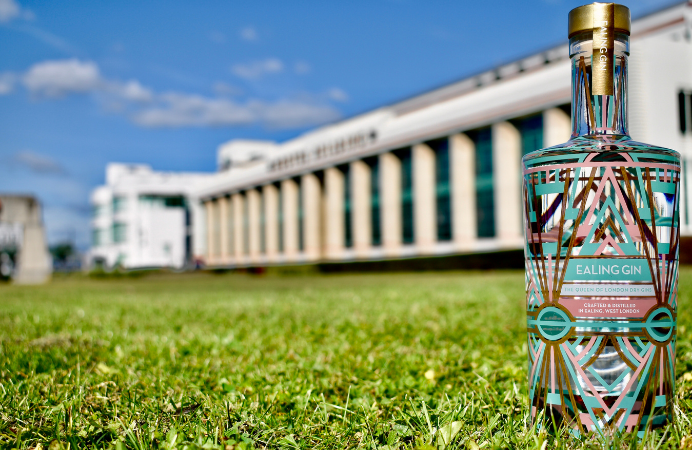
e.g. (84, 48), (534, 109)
(1, 269), (691, 449)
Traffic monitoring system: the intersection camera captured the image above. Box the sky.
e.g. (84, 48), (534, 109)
(0, 0), (681, 249)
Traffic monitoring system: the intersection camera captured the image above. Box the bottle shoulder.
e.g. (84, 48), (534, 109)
(522, 136), (680, 164)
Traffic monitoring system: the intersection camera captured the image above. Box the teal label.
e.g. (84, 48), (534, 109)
(565, 259), (651, 282)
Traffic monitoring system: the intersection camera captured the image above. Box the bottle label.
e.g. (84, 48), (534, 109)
(523, 141), (679, 434)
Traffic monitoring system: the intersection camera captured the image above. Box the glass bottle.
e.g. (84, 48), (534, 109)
(523, 2), (678, 436)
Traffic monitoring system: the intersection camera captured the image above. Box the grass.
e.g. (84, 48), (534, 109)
(1, 269), (692, 449)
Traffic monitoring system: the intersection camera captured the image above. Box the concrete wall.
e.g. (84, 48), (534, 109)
(0, 195), (51, 284)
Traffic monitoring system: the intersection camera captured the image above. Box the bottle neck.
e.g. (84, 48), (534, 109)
(569, 31), (629, 139)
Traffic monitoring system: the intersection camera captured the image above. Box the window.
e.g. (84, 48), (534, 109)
(515, 114), (544, 156)
(340, 165), (353, 248)
(277, 183), (283, 253)
(112, 222), (127, 244)
(139, 195), (185, 208)
(365, 156), (381, 246)
(395, 148), (414, 244)
(112, 196), (127, 213)
(679, 90), (692, 135)
(297, 178), (304, 251)
(92, 205), (105, 218)
(243, 194), (249, 255)
(471, 128), (495, 238)
(91, 228), (103, 247)
(428, 138), (452, 241)
(163, 196), (185, 208)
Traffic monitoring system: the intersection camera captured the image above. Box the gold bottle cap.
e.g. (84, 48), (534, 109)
(568, 3), (631, 38)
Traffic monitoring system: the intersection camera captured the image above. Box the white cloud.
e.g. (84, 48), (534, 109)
(257, 99), (341, 129)
(0, 0), (30, 23)
(20, 59), (154, 103)
(0, 72), (15, 94)
(239, 26), (258, 42)
(294, 61), (311, 75)
(231, 58), (283, 80)
(132, 93), (256, 128)
(15, 58), (342, 130)
(213, 81), (243, 97)
(113, 79), (153, 102)
(11, 149), (67, 175)
(0, 0), (33, 22)
(327, 87), (348, 102)
(132, 93), (340, 129)
(0, 0), (19, 22)
(23, 59), (102, 97)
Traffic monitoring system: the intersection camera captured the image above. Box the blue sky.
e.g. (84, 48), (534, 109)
(0, 0), (679, 248)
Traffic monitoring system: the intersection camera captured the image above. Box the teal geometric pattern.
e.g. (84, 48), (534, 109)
(523, 136), (680, 436)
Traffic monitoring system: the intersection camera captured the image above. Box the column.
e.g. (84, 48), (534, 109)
(281, 179), (299, 260)
(218, 196), (229, 264)
(324, 167), (344, 259)
(263, 184), (279, 262)
(204, 200), (214, 264)
(543, 108), (571, 147)
(450, 134), (477, 248)
(492, 121), (523, 242)
(210, 199), (222, 264)
(247, 189), (261, 261)
(231, 193), (244, 263)
(413, 143), (436, 253)
(380, 152), (402, 256)
(190, 196), (206, 263)
(302, 173), (322, 260)
(350, 160), (371, 257)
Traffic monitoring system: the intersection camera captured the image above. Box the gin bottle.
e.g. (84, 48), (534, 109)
(523, 2), (679, 436)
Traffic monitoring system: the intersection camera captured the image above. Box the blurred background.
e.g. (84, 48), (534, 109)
(0, 0), (690, 283)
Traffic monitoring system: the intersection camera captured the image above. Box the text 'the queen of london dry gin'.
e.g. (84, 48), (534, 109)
(523, 3), (679, 436)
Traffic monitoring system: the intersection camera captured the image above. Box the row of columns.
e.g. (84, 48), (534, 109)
(204, 109), (571, 266)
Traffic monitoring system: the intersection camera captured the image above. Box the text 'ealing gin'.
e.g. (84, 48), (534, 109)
(522, 2), (679, 436)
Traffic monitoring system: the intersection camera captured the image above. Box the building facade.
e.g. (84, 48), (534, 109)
(90, 2), (692, 270)
(196, 3), (692, 268)
(89, 163), (213, 269)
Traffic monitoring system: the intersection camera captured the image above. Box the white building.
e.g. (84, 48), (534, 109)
(90, 2), (692, 270)
(88, 164), (213, 269)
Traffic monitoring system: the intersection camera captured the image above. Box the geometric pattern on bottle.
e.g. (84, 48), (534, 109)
(523, 136), (679, 436)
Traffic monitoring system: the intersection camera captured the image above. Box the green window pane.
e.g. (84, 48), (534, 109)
(163, 196), (185, 208)
(396, 148), (414, 244)
(297, 179), (304, 252)
(91, 229), (101, 246)
(428, 138), (452, 241)
(472, 128), (495, 238)
(341, 165), (353, 249)
(112, 196), (127, 213)
(277, 183), (283, 253)
(365, 156), (381, 246)
(516, 114), (543, 156)
(112, 222), (127, 244)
